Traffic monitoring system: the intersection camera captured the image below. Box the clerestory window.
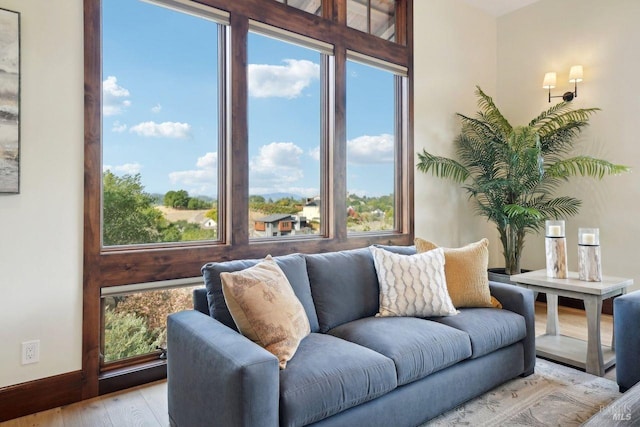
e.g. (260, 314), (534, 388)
(275, 0), (322, 15)
(347, 0), (397, 42)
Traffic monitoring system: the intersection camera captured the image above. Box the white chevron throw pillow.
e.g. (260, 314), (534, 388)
(370, 246), (458, 318)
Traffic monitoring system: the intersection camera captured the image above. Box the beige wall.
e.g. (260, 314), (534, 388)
(496, 0), (640, 290)
(0, 0), (84, 387)
(413, 0), (497, 247)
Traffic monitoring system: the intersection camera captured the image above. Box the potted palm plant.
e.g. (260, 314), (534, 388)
(417, 86), (629, 275)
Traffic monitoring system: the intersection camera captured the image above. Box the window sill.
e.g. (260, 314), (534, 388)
(98, 359), (166, 395)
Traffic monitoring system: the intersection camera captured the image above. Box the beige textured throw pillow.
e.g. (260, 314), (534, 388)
(370, 246), (458, 318)
(415, 238), (501, 308)
(220, 256), (310, 369)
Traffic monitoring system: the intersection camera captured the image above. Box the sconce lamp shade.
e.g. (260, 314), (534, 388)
(543, 72), (557, 89)
(569, 65), (583, 82)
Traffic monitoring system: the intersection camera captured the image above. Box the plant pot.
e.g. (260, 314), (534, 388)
(488, 268), (547, 305)
(487, 268), (531, 285)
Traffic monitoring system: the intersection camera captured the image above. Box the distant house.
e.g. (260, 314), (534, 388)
(254, 213), (300, 237)
(201, 218), (217, 229)
(302, 197), (321, 222)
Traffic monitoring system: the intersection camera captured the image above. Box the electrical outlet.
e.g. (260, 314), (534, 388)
(22, 340), (40, 365)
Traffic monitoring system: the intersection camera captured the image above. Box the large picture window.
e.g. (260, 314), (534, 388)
(102, 0), (222, 247)
(247, 30), (329, 239)
(346, 58), (398, 233)
(85, 0), (412, 397)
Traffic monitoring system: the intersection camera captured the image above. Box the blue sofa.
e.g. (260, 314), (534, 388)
(167, 246), (536, 427)
(614, 290), (640, 392)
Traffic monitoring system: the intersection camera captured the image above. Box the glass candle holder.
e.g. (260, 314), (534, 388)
(546, 220), (565, 237)
(545, 220), (568, 278)
(578, 227), (602, 281)
(579, 228), (599, 246)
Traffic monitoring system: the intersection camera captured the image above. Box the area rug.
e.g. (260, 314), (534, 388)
(422, 358), (621, 426)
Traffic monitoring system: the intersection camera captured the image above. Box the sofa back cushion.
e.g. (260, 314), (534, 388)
(201, 253), (320, 332)
(374, 244), (417, 256)
(305, 248), (380, 332)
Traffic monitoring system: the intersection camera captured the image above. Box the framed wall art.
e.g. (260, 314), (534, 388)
(0, 7), (20, 194)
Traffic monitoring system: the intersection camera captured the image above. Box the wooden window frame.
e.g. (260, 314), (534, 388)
(83, 0), (413, 398)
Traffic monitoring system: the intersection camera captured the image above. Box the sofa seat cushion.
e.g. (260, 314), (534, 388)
(280, 333), (397, 427)
(328, 317), (472, 386)
(432, 308), (526, 359)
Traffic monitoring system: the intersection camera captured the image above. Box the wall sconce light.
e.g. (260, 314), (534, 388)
(543, 65), (583, 102)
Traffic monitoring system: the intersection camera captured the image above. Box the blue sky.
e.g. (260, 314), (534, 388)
(102, 0), (395, 199)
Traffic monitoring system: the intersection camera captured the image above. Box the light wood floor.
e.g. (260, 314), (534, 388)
(1, 302), (615, 427)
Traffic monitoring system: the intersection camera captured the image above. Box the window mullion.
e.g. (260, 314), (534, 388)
(229, 14), (250, 246)
(332, 46), (348, 241)
(218, 24), (230, 244)
(321, 54), (334, 238)
(394, 74), (404, 233)
(367, 0), (371, 34)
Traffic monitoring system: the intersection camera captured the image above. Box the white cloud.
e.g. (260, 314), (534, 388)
(347, 134), (394, 164)
(169, 152), (218, 195)
(103, 76), (131, 116)
(129, 121), (191, 139)
(103, 162), (142, 175)
(112, 121), (127, 133)
(151, 104), (162, 113)
(248, 59), (319, 99)
(249, 142), (306, 193)
(196, 152), (217, 169)
(308, 146), (320, 161)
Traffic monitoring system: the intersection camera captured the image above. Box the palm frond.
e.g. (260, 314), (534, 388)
(456, 133), (500, 179)
(474, 86), (512, 136)
(504, 204), (544, 220)
(528, 101), (573, 127)
(546, 156), (631, 179)
(457, 113), (504, 145)
(416, 150), (470, 183)
(535, 108), (600, 136)
(534, 196), (582, 219)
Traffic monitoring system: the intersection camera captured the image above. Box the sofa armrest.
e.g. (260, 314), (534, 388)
(614, 290), (640, 392)
(167, 310), (279, 427)
(489, 281), (536, 376)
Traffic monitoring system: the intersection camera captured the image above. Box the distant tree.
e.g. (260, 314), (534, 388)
(187, 197), (210, 210)
(205, 207), (218, 220)
(163, 190), (177, 207)
(159, 221), (183, 243)
(164, 189), (190, 209)
(181, 226), (217, 241)
(103, 171), (163, 245)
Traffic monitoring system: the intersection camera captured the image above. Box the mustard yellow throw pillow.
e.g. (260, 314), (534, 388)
(415, 238), (501, 309)
(221, 256), (310, 369)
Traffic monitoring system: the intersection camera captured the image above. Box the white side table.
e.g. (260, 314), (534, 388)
(510, 269), (633, 376)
